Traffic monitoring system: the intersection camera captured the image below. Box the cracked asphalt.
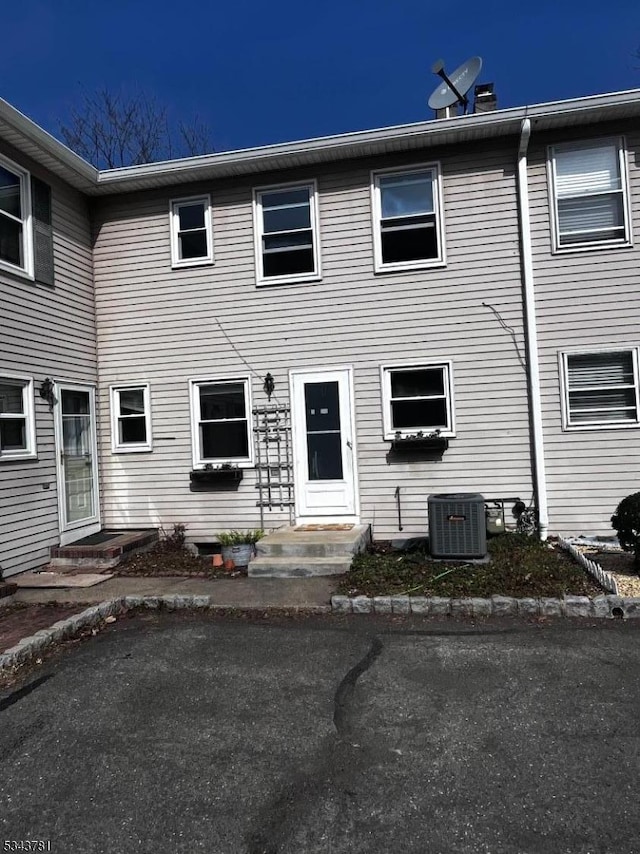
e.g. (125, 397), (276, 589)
(1, 612), (639, 854)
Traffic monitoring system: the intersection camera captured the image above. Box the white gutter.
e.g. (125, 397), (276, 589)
(517, 117), (549, 540)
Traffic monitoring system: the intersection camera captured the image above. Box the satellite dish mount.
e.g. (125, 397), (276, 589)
(428, 56), (483, 116)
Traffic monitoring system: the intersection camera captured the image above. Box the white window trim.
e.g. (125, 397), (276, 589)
(253, 179), (321, 286)
(110, 384), (152, 453)
(0, 152), (34, 280)
(380, 361), (455, 440)
(170, 195), (214, 268)
(559, 346), (640, 431)
(548, 137), (632, 254)
(189, 377), (254, 468)
(0, 374), (36, 460)
(371, 163), (446, 274)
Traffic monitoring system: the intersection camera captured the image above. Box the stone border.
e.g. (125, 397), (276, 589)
(0, 596), (332, 673)
(558, 538), (619, 595)
(331, 594), (640, 619)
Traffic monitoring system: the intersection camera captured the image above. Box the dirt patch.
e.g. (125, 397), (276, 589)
(578, 548), (640, 597)
(0, 603), (81, 653)
(336, 535), (604, 598)
(115, 545), (247, 579)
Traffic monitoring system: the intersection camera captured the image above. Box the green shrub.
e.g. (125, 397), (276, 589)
(611, 492), (640, 569)
(216, 529), (264, 546)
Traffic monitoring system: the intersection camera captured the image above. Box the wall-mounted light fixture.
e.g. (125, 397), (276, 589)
(263, 372), (275, 401)
(38, 377), (56, 409)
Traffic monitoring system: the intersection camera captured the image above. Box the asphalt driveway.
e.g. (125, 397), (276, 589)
(1, 613), (639, 854)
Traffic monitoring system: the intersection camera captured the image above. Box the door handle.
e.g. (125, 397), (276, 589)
(346, 439), (352, 450)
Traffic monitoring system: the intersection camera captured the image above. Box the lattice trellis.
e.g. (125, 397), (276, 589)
(252, 405), (294, 527)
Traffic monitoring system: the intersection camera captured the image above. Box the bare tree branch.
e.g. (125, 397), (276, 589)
(59, 87), (214, 168)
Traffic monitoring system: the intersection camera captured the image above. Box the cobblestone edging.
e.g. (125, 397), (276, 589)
(0, 595), (332, 673)
(331, 594), (640, 619)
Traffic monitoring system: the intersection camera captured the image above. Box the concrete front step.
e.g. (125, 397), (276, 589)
(248, 556), (352, 578)
(256, 524), (371, 559)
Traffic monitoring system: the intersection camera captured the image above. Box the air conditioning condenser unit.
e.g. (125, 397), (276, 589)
(428, 493), (487, 558)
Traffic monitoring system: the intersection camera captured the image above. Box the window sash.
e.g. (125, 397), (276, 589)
(373, 166), (443, 269)
(0, 156), (32, 277)
(382, 364), (453, 437)
(564, 351), (639, 427)
(170, 197), (212, 266)
(0, 378), (35, 458)
(255, 183), (318, 282)
(111, 386), (151, 451)
(191, 379), (252, 465)
(551, 141), (629, 249)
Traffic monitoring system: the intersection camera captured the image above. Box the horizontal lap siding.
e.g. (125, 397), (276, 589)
(0, 140), (96, 576)
(529, 122), (640, 535)
(93, 143), (533, 540)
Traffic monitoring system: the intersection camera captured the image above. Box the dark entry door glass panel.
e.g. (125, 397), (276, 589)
(304, 381), (343, 480)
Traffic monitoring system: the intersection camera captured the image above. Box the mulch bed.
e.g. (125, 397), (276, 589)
(0, 603), (81, 653)
(336, 534), (603, 599)
(114, 545), (247, 579)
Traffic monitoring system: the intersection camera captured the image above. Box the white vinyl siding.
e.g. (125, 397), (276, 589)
(561, 349), (640, 430)
(110, 384), (152, 452)
(0, 153), (33, 278)
(0, 376), (36, 459)
(170, 196), (213, 267)
(253, 181), (320, 285)
(550, 140), (630, 251)
(190, 378), (253, 468)
(381, 362), (454, 439)
(372, 164), (445, 272)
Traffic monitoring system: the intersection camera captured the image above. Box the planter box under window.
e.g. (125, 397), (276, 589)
(390, 437), (449, 452)
(189, 469), (244, 484)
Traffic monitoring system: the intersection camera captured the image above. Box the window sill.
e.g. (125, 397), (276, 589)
(374, 259), (446, 275)
(563, 421), (640, 432)
(256, 273), (321, 288)
(0, 258), (34, 281)
(552, 240), (632, 255)
(112, 445), (153, 454)
(171, 258), (214, 270)
(0, 452), (37, 462)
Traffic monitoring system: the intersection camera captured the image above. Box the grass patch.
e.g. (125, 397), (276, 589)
(336, 534), (603, 598)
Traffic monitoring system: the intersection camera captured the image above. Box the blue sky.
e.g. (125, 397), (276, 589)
(3, 0), (640, 154)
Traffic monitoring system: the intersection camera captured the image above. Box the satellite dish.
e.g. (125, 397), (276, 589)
(428, 56), (483, 112)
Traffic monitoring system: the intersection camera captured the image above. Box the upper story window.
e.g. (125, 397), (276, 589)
(549, 139), (630, 251)
(170, 196), (213, 267)
(381, 362), (454, 439)
(371, 165), (445, 273)
(561, 349), (639, 430)
(253, 181), (320, 285)
(0, 154), (33, 278)
(190, 378), (253, 467)
(110, 385), (152, 452)
(0, 376), (36, 460)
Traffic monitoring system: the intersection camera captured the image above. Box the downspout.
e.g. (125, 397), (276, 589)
(517, 117), (549, 540)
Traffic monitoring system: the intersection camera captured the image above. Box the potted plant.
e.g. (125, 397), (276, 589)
(190, 462), (244, 484)
(216, 529), (265, 568)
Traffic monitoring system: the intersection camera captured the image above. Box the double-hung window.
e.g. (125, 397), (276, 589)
(0, 376), (36, 459)
(190, 378), (253, 467)
(550, 139), (630, 250)
(0, 154), (33, 278)
(253, 182), (320, 285)
(170, 196), (213, 267)
(561, 349), (640, 429)
(381, 363), (454, 439)
(372, 165), (444, 272)
(110, 385), (152, 452)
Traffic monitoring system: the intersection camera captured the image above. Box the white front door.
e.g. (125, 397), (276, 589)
(54, 383), (101, 545)
(291, 367), (358, 520)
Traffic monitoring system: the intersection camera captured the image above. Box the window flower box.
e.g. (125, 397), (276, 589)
(390, 431), (449, 452)
(189, 466), (244, 484)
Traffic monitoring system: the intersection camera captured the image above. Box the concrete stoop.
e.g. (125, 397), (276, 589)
(250, 524), (371, 577)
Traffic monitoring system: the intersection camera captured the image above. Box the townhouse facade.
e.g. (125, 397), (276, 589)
(1, 89), (640, 576)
